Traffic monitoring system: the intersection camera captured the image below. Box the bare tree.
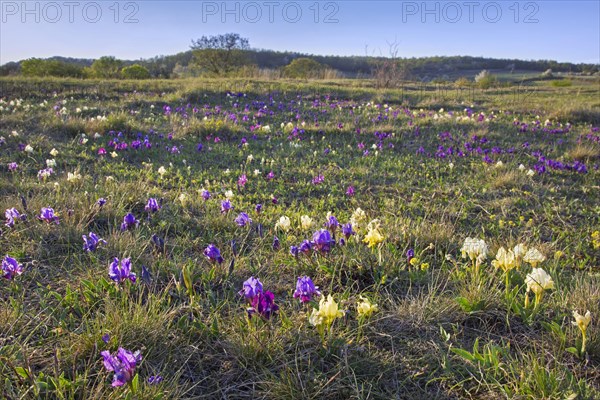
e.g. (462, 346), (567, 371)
(371, 38), (410, 88)
(190, 33), (251, 76)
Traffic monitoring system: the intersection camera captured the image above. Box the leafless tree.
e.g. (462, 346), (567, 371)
(371, 38), (410, 88)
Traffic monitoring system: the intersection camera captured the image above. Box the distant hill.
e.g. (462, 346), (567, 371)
(1, 49), (598, 79)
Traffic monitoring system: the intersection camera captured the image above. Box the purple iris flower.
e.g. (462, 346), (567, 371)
(120, 213), (138, 231)
(8, 162), (18, 172)
(255, 203), (262, 213)
(108, 257), (136, 283)
(239, 276), (263, 299)
(151, 234), (165, 252)
(37, 168), (54, 180)
(148, 376), (163, 385)
(197, 143), (203, 151)
(83, 232), (107, 252)
(342, 223), (355, 239)
(299, 240), (313, 254)
(201, 190), (211, 201)
(204, 244), (224, 264)
(97, 198), (107, 207)
(5, 208), (24, 228)
(235, 212), (252, 227)
(38, 207), (59, 224)
(102, 333), (110, 344)
(293, 276), (321, 303)
(247, 291), (278, 319)
(141, 265), (152, 284)
(312, 174), (325, 185)
(2, 255), (23, 280)
(267, 171), (275, 180)
(273, 235), (281, 250)
(534, 163), (546, 175)
(407, 249), (415, 262)
(221, 199), (233, 214)
(290, 245), (300, 257)
(145, 198), (161, 213)
(346, 186), (355, 197)
(325, 215), (340, 232)
(312, 229), (335, 254)
(100, 347), (142, 387)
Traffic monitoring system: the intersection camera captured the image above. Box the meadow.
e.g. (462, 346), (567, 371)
(0, 76), (599, 399)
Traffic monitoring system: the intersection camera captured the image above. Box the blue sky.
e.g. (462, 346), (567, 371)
(1, 1), (599, 64)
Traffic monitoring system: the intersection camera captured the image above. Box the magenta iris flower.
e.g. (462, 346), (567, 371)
(221, 199), (233, 214)
(83, 232), (107, 252)
(120, 213), (138, 231)
(237, 174), (247, 187)
(234, 212), (252, 227)
(100, 347), (142, 387)
(267, 171), (275, 180)
(312, 174), (325, 185)
(145, 198), (161, 213)
(312, 229), (335, 254)
(8, 162), (18, 172)
(248, 291), (278, 319)
(204, 244), (224, 264)
(2, 255), (23, 280)
(38, 207), (59, 224)
(239, 276), (263, 299)
(239, 276), (278, 319)
(346, 186), (355, 196)
(109, 257), (136, 283)
(293, 276), (321, 303)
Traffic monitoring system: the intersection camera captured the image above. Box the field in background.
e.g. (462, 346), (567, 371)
(0, 77), (599, 399)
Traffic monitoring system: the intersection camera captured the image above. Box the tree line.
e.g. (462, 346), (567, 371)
(1, 33), (598, 80)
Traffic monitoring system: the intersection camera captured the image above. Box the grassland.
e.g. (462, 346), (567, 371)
(0, 76), (599, 399)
